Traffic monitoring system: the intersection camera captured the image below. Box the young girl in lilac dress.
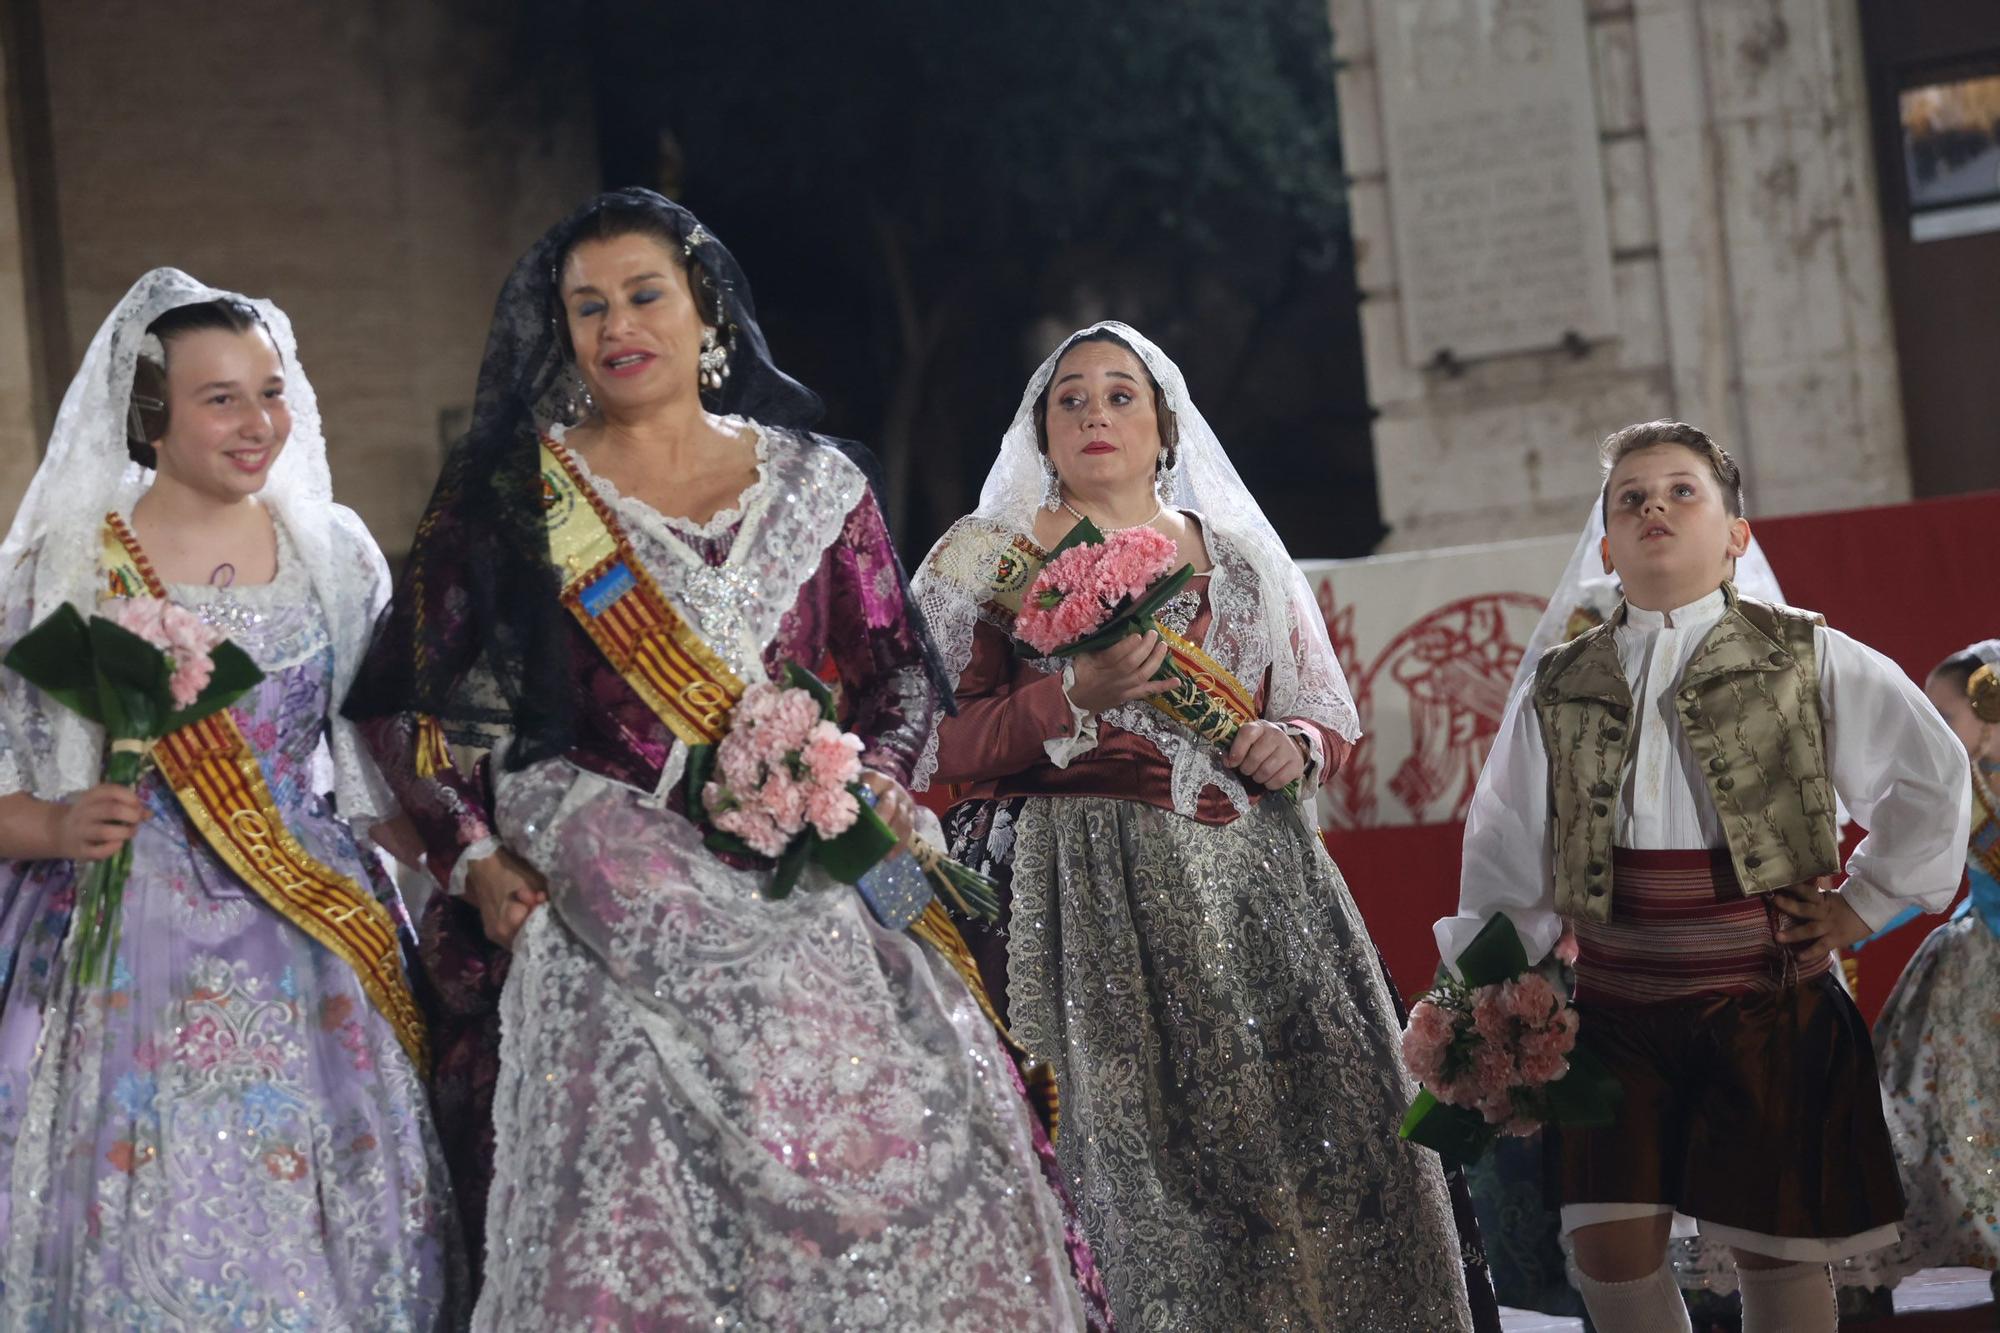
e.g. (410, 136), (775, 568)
(0, 269), (460, 1329)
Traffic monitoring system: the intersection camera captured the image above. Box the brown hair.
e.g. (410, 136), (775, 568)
(126, 298), (272, 469)
(1598, 420), (1743, 524)
(1033, 329), (1180, 470)
(1934, 646), (2000, 723)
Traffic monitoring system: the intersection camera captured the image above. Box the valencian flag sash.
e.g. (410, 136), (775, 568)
(101, 515), (428, 1072)
(532, 440), (1058, 1128)
(975, 529), (1262, 745)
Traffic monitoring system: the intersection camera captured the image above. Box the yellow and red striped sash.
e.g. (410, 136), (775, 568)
(100, 515), (428, 1072)
(539, 439), (745, 745)
(965, 527), (1259, 742)
(542, 457), (1058, 1128)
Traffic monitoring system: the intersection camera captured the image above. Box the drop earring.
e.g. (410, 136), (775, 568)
(1155, 446), (1177, 504)
(699, 326), (732, 393)
(1042, 456), (1063, 512)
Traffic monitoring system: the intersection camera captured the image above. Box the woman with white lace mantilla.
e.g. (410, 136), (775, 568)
(344, 191), (1105, 1330)
(913, 323), (1475, 1331)
(0, 271), (461, 1328)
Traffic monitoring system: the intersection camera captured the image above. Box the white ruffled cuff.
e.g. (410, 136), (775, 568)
(1043, 662), (1101, 769)
(1279, 721), (1324, 798)
(447, 835), (504, 898)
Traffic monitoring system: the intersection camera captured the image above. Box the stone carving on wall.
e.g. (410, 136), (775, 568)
(1376, 0), (1617, 362)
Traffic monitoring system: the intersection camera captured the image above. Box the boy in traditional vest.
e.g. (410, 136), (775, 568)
(1438, 421), (1969, 1333)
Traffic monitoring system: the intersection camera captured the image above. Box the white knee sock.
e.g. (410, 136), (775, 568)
(1735, 1261), (1835, 1333)
(1573, 1261), (1693, 1333)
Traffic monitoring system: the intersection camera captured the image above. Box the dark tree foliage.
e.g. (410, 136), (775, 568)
(504, 0), (1384, 557)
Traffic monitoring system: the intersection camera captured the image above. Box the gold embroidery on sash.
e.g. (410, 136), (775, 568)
(101, 516), (428, 1072)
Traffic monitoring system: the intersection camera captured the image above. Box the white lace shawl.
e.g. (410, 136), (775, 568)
(0, 268), (394, 824)
(910, 321), (1360, 818)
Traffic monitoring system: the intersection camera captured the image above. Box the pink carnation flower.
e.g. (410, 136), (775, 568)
(1502, 974), (1559, 1026)
(801, 722), (863, 789)
(1093, 527), (1178, 601)
(1471, 1044), (1518, 1099)
(714, 806), (790, 858)
(706, 678), (874, 859)
(109, 598), (167, 644)
(804, 784), (860, 839)
(754, 770), (809, 833)
(1399, 999), (1455, 1087)
(1013, 528), (1181, 656)
(110, 598), (222, 708)
(168, 656), (214, 708)
(1470, 987), (1510, 1044)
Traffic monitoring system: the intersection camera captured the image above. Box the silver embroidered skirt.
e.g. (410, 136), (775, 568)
(1005, 794), (1473, 1332)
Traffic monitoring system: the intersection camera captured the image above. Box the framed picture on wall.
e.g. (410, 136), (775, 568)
(1899, 56), (2000, 242)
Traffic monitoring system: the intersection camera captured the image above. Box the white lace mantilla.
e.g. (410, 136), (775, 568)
(0, 268), (396, 828)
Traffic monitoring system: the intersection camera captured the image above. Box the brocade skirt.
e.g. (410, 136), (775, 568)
(1002, 794), (1474, 1333)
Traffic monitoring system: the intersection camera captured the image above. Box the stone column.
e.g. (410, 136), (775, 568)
(1333, 0), (1907, 551)
(0, 28), (42, 521)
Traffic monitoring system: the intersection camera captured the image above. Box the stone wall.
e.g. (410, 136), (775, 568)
(0, 39), (40, 518)
(1334, 0), (1908, 551)
(2, 1), (597, 557)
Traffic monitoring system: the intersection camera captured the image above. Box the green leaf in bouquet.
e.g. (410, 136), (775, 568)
(1543, 1046), (1623, 1128)
(161, 640), (264, 732)
(813, 792), (900, 884)
(1043, 515), (1105, 558)
(768, 835), (815, 899)
(2, 603), (104, 723)
(702, 829), (764, 860)
(1057, 612), (1147, 659)
(779, 660), (838, 720)
(91, 663), (145, 743)
(683, 742), (720, 823)
(1047, 567), (1198, 661)
(88, 615), (172, 703)
(1125, 562), (1196, 624)
(1455, 912), (1531, 988)
(1398, 1089), (1498, 1169)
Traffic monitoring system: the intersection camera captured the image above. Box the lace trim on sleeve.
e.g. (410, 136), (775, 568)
(1042, 661), (1100, 768)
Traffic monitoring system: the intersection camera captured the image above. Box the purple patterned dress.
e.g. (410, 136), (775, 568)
(0, 529), (462, 1330)
(367, 426), (1109, 1329)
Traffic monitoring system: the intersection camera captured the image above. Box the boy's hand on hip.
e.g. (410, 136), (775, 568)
(1771, 875), (1867, 963)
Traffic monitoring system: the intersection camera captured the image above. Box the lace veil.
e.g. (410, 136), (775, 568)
(913, 320), (1360, 811)
(0, 267), (390, 819)
(342, 188), (949, 768)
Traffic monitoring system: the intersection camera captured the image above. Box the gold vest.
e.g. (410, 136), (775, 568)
(1531, 584), (1840, 922)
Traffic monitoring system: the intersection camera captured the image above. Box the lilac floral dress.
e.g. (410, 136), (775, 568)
(0, 522), (461, 1330)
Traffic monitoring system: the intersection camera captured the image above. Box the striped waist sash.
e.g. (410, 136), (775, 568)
(1571, 847), (1828, 1006)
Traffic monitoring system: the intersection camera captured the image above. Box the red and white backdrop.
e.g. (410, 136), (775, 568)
(1302, 490), (2000, 1024)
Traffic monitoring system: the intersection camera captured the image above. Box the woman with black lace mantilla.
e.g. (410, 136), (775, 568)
(912, 322), (1478, 1331)
(344, 190), (1107, 1330)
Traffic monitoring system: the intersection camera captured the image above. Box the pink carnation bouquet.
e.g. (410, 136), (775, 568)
(1014, 518), (1299, 795)
(1013, 523), (1187, 657)
(700, 680), (866, 861)
(1397, 914), (1619, 1166)
(686, 662), (999, 923)
(3, 596), (264, 984)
